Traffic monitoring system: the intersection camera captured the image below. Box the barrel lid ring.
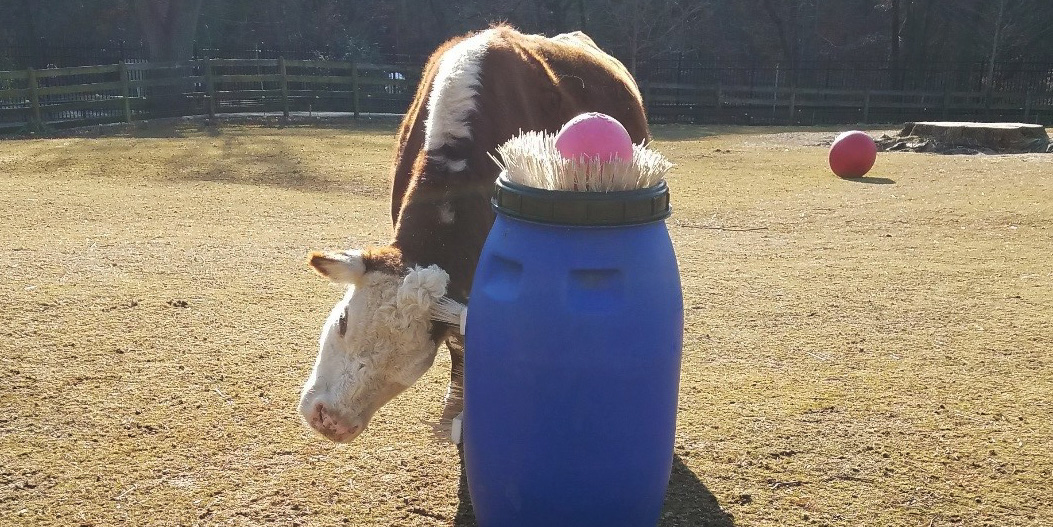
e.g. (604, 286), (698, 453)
(492, 177), (671, 226)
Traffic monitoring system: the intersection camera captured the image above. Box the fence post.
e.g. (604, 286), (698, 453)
(674, 52), (683, 123)
(715, 80), (724, 123)
(1023, 89), (1032, 123)
(941, 85), (951, 120)
(118, 61), (132, 123)
(351, 60), (361, 118)
(863, 88), (870, 124)
(788, 87), (797, 124)
(204, 57), (216, 119)
(697, 81), (708, 124)
(771, 63), (780, 124)
(279, 56), (290, 119)
(27, 67), (42, 132)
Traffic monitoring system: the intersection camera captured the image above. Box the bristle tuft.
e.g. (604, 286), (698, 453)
(493, 132), (672, 192)
(431, 297), (466, 326)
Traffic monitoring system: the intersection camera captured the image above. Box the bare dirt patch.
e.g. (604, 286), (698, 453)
(2, 120), (1052, 526)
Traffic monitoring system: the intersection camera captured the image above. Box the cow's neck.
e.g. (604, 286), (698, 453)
(392, 168), (497, 302)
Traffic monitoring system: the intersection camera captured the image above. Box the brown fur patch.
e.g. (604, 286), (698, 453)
(361, 246), (406, 276)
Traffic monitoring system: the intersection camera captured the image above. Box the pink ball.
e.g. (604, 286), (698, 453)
(554, 112), (634, 163)
(829, 131), (877, 178)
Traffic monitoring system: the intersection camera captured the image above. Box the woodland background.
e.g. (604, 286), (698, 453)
(2, 1), (1052, 128)
(4, 0), (1053, 87)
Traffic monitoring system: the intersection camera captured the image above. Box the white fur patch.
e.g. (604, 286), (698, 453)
(313, 250), (366, 285)
(438, 202), (455, 224)
(447, 158), (469, 172)
(550, 31), (597, 49)
(424, 30), (493, 152)
(429, 154), (468, 172)
(299, 265), (451, 438)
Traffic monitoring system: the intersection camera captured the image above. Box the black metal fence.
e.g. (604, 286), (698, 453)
(2, 44), (1052, 129)
(0, 41), (427, 70)
(640, 54), (1053, 125)
(643, 55), (1053, 92)
(0, 58), (419, 133)
(0, 41), (147, 70)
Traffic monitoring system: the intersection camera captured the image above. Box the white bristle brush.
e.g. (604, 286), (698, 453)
(432, 296), (467, 335)
(491, 130), (673, 192)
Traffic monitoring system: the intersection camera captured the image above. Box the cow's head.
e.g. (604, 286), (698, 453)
(298, 247), (451, 442)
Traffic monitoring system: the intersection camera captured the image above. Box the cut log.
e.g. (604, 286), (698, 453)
(882, 122), (1050, 154)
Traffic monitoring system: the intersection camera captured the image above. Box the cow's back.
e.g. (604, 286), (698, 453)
(474, 28), (648, 158)
(389, 26), (648, 298)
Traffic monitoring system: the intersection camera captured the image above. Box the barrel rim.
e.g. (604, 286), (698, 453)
(492, 176), (672, 226)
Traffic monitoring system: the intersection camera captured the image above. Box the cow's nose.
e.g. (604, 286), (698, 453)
(305, 401), (362, 442)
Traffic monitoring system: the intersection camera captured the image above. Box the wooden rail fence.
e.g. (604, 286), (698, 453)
(2, 58), (1051, 132)
(0, 58), (418, 132)
(643, 81), (1053, 126)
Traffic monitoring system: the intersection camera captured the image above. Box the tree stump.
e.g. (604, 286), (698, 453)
(879, 122), (1050, 154)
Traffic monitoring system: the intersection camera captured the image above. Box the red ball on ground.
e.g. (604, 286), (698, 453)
(829, 131), (877, 178)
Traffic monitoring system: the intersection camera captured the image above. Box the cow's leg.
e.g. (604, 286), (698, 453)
(443, 334), (465, 421)
(431, 334), (465, 442)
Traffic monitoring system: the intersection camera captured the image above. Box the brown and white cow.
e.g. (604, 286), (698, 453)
(299, 25), (649, 443)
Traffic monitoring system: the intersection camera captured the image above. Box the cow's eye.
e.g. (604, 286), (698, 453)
(338, 312), (348, 336)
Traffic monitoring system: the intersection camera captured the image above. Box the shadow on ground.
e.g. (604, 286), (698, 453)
(650, 124), (729, 142)
(650, 123), (853, 143)
(45, 114), (401, 139)
(453, 452), (733, 526)
(156, 133), (385, 195)
(44, 118), (225, 139)
(844, 176), (896, 185)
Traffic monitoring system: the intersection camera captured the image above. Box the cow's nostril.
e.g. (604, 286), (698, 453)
(307, 402), (327, 427)
(317, 403), (336, 427)
(308, 402), (362, 441)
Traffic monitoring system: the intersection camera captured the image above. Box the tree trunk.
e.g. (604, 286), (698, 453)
(889, 0), (902, 89)
(134, 0), (204, 117)
(761, 0), (793, 66)
(20, 0), (43, 67)
(628, 0), (641, 76)
(910, 0), (937, 87)
(134, 0), (203, 62)
(984, 0), (1006, 103)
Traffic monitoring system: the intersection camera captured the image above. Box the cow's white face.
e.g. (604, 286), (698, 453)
(299, 250), (449, 443)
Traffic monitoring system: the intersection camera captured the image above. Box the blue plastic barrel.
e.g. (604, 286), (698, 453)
(463, 178), (684, 527)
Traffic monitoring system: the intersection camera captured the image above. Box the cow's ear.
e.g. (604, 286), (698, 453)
(308, 250), (366, 284)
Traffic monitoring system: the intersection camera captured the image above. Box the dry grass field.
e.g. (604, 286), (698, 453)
(2, 118), (1051, 527)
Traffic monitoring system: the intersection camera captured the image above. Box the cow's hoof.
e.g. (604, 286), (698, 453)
(451, 412), (463, 445)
